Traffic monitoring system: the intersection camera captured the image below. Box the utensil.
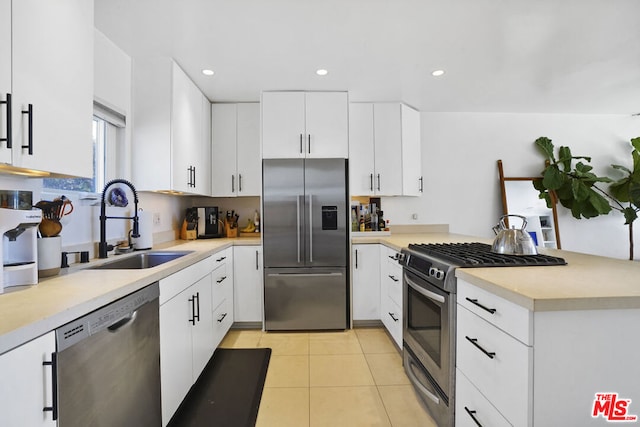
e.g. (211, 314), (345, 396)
(39, 218), (63, 237)
(491, 214), (538, 256)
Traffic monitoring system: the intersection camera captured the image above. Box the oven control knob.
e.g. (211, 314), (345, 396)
(429, 267), (444, 280)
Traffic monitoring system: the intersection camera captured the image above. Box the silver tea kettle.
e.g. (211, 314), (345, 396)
(491, 214), (538, 256)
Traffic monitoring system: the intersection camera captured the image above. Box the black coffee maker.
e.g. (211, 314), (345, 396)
(188, 207), (223, 238)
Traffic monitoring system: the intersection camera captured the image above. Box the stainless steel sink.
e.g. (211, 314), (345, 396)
(90, 251), (193, 270)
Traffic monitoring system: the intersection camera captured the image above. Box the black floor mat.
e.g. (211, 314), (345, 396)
(168, 348), (272, 427)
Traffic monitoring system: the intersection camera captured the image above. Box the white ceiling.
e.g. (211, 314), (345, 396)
(95, 0), (640, 114)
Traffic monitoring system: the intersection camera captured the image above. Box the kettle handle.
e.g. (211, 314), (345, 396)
(499, 214), (528, 230)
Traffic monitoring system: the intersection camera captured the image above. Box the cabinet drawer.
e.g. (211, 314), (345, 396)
(381, 295), (402, 348)
(456, 305), (532, 426)
(211, 263), (232, 311)
(213, 248), (231, 268)
(160, 256), (213, 304)
(455, 369), (511, 427)
(385, 263), (402, 307)
(457, 279), (532, 345)
(212, 298), (233, 347)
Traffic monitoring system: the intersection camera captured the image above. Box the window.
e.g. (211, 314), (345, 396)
(43, 103), (125, 194)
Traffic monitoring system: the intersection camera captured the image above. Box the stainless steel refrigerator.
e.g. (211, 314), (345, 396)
(263, 158), (349, 330)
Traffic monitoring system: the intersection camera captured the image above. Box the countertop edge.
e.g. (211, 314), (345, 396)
(0, 238), (260, 355)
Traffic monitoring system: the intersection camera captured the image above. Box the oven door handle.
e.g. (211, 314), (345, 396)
(406, 357), (441, 405)
(405, 273), (446, 304)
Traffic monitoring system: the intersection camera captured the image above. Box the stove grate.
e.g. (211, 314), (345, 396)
(407, 242), (566, 267)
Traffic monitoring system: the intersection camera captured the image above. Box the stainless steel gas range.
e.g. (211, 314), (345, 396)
(400, 242), (566, 427)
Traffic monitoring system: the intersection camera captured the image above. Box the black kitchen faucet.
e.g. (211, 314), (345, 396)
(98, 179), (140, 258)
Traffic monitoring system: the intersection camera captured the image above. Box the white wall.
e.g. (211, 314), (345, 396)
(382, 113), (640, 260)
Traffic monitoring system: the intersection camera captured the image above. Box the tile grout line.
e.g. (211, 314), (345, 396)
(357, 329), (395, 427)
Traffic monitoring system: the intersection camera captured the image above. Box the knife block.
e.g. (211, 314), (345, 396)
(180, 219), (197, 240)
(224, 221), (238, 238)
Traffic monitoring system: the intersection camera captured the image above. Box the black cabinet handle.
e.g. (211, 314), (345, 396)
(195, 292), (200, 322)
(377, 174), (381, 191)
(355, 249), (358, 269)
(465, 336), (496, 359)
(189, 295), (196, 325)
(299, 134), (303, 153)
(192, 166), (196, 187)
(419, 176), (424, 192)
(238, 174), (242, 192)
(21, 104), (33, 155)
(369, 173), (373, 191)
(464, 406), (483, 427)
(465, 297), (497, 314)
(388, 275), (399, 282)
(231, 174), (235, 192)
(216, 276), (227, 284)
(43, 352), (58, 421)
(216, 256), (226, 262)
(1, 93), (11, 148)
(256, 250), (259, 270)
(217, 312), (227, 323)
(308, 134), (311, 154)
(389, 312), (399, 322)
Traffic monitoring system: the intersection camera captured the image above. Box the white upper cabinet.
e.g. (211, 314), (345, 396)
(262, 91), (348, 159)
(211, 103), (260, 197)
(349, 102), (422, 196)
(133, 58), (211, 195)
(400, 104), (422, 196)
(0, 0), (10, 164)
(1, 0), (93, 177)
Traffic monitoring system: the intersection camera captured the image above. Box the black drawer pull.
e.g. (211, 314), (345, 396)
(464, 406), (483, 426)
(216, 276), (227, 284)
(465, 297), (496, 314)
(388, 275), (399, 282)
(43, 353), (58, 421)
(465, 336), (496, 359)
(188, 295), (197, 325)
(388, 312), (399, 322)
(217, 312), (227, 323)
(216, 256), (226, 262)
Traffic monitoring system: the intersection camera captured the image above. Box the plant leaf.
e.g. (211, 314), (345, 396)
(542, 165), (564, 190)
(629, 181), (640, 207)
(622, 207), (638, 225)
(588, 191), (613, 215)
(558, 146), (572, 171)
(612, 163), (632, 174)
(534, 137), (555, 161)
(631, 137), (640, 153)
(571, 180), (591, 202)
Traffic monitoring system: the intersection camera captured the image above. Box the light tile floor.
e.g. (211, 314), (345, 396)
(219, 327), (437, 427)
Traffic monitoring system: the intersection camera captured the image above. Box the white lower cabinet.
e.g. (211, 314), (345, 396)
(455, 369), (511, 427)
(380, 246), (403, 347)
(159, 256), (215, 426)
(456, 277), (640, 426)
(233, 245), (263, 323)
(0, 331), (56, 426)
(351, 244), (381, 321)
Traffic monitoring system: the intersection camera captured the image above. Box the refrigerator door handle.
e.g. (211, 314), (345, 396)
(297, 195), (302, 263)
(267, 272), (343, 278)
(308, 194), (313, 263)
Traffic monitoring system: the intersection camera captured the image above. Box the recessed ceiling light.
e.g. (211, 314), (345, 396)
(316, 69), (328, 76)
(202, 69), (215, 76)
(431, 69), (445, 77)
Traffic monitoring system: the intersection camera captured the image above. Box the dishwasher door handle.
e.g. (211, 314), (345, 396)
(107, 310), (138, 332)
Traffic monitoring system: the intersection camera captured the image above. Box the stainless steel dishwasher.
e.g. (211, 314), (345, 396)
(54, 282), (161, 427)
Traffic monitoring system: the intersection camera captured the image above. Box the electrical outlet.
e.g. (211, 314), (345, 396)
(153, 212), (161, 225)
(412, 213), (418, 220)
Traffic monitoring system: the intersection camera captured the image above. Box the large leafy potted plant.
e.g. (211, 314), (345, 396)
(533, 136), (640, 260)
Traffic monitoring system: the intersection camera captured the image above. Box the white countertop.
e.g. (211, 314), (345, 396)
(4, 231), (640, 354)
(353, 232), (640, 312)
(0, 237), (259, 355)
